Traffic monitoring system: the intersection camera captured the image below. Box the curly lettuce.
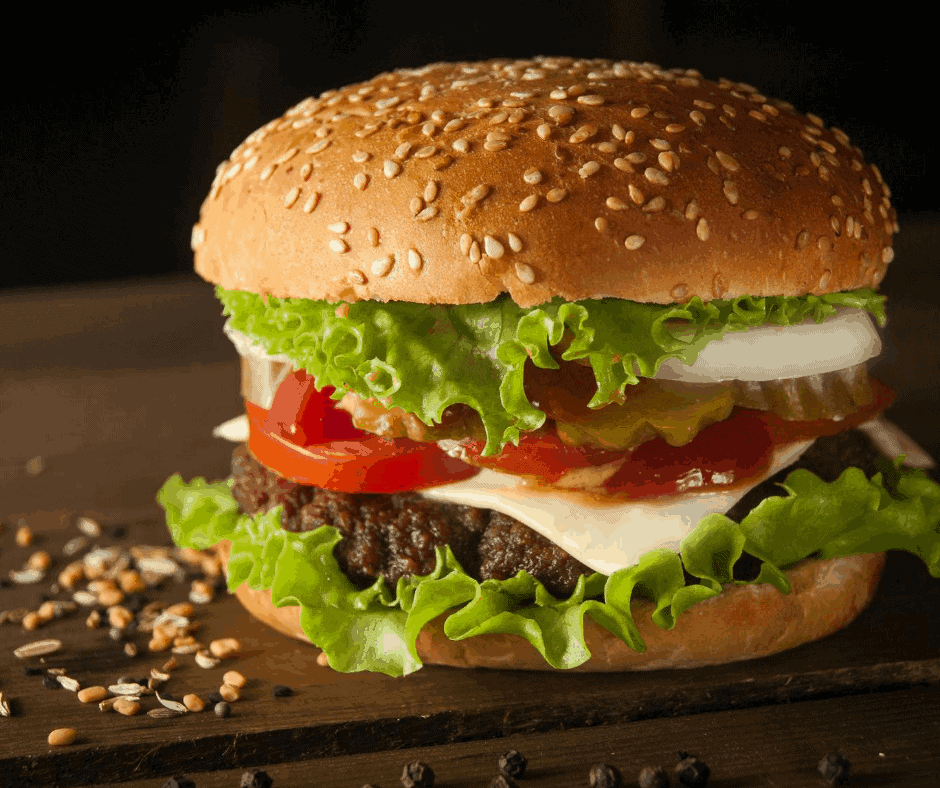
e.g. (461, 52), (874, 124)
(216, 287), (886, 456)
(158, 457), (939, 677)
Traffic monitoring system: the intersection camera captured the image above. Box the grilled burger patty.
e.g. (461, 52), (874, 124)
(231, 430), (883, 597)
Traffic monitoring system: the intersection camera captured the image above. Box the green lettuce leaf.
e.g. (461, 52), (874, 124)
(157, 457), (940, 677)
(217, 287), (886, 455)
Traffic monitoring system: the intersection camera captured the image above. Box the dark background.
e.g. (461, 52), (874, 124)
(2, 1), (934, 290)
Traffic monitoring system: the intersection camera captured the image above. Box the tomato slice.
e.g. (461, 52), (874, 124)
(245, 370), (478, 493)
(603, 409), (774, 497)
(460, 428), (625, 484)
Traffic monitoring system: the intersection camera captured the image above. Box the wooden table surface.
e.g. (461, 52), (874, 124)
(1, 214), (939, 787)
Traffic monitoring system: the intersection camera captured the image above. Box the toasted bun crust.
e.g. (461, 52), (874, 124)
(193, 57), (896, 308)
(217, 542), (885, 670)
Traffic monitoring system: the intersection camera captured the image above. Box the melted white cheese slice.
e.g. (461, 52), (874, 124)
(420, 440), (814, 574)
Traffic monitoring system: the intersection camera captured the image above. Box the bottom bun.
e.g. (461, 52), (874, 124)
(215, 542), (885, 671)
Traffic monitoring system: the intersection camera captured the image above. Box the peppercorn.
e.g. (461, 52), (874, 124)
(401, 761), (434, 788)
(240, 770), (273, 788)
(162, 777), (196, 788)
(489, 776), (516, 788)
(589, 763), (623, 788)
(207, 691), (223, 704)
(214, 701), (232, 718)
(271, 684), (293, 698)
(674, 754), (710, 788)
(639, 766), (670, 788)
(818, 753), (851, 785)
(498, 750), (528, 779)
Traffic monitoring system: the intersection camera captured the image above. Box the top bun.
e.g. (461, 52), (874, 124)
(193, 57), (897, 308)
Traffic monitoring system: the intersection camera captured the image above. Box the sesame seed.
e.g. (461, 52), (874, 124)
(444, 118), (465, 132)
(536, 123), (552, 139)
(595, 141), (616, 153)
(408, 249), (423, 270)
(693, 99), (715, 110)
(626, 152), (647, 164)
(352, 150), (371, 163)
(594, 217), (607, 232)
(424, 181), (439, 202)
(452, 138), (470, 153)
(460, 233), (473, 256)
(723, 180), (739, 204)
(742, 209), (759, 220)
(283, 188), (300, 209)
(643, 196), (666, 212)
(685, 199), (699, 220)
(519, 194), (539, 212)
(658, 151), (679, 172)
(819, 269), (832, 289)
(347, 270), (366, 285)
(548, 105), (574, 124)
(328, 222), (349, 234)
(409, 197), (424, 215)
(550, 88), (567, 100)
(546, 188), (568, 203)
(612, 123), (626, 140)
(383, 160), (402, 178)
(469, 241), (481, 264)
(371, 256), (394, 277)
(353, 173), (369, 190)
(259, 164), (276, 181)
(807, 112), (824, 127)
(624, 235), (646, 250)
(329, 239), (348, 253)
(416, 205), (438, 222)
(606, 197), (628, 210)
(650, 138), (671, 151)
(393, 142), (412, 160)
(627, 184), (644, 204)
(569, 125), (597, 144)
(484, 235), (505, 258)
(464, 184), (491, 204)
(578, 94), (605, 105)
(630, 107), (650, 118)
(846, 216), (855, 237)
(306, 139), (331, 154)
(579, 161), (601, 178)
(830, 215), (841, 235)
(413, 145), (435, 159)
(715, 150), (739, 172)
(507, 233), (522, 252)
(665, 123), (686, 133)
(274, 148), (298, 165)
(671, 283), (689, 299)
(644, 167), (669, 186)
(515, 262), (536, 284)
(722, 104), (736, 117)
(882, 247), (895, 263)
(299, 163), (313, 181)
(613, 158), (633, 172)
(302, 192), (320, 214)
(696, 218), (710, 240)
(818, 236), (833, 251)
(689, 110), (706, 126)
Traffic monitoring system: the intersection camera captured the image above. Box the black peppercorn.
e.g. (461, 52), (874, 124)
(489, 775), (517, 788)
(674, 754), (709, 788)
(272, 684), (293, 697)
(240, 770), (273, 788)
(162, 777), (196, 788)
(207, 691), (223, 704)
(498, 750), (527, 779)
(589, 763), (623, 788)
(639, 766), (670, 788)
(401, 761), (434, 788)
(818, 753), (851, 785)
(214, 701), (232, 718)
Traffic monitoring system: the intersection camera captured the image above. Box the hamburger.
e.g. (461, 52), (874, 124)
(159, 57), (940, 676)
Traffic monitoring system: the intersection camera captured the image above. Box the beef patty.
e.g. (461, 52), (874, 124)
(230, 429), (884, 597)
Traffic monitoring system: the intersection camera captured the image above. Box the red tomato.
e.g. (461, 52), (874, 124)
(603, 409), (774, 497)
(245, 372), (478, 493)
(460, 428), (625, 483)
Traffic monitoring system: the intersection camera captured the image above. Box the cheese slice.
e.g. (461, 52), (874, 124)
(421, 440), (814, 574)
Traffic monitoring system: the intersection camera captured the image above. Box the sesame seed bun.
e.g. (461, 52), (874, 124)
(193, 57), (896, 308)
(216, 540), (885, 671)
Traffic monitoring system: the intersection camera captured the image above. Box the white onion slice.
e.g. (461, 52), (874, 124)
(654, 308), (882, 383)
